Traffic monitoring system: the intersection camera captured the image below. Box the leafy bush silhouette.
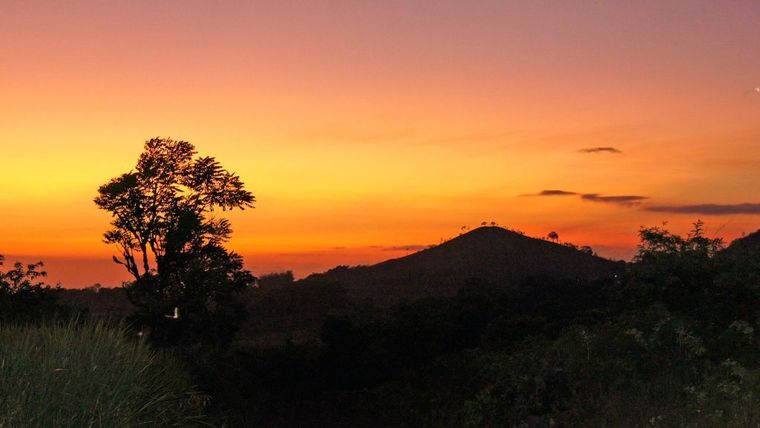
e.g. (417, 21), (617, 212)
(95, 137), (255, 347)
(630, 220), (726, 318)
(0, 256), (64, 323)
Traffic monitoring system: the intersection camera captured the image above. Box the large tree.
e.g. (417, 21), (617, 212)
(95, 138), (255, 346)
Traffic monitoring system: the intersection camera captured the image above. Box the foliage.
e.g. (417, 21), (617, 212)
(633, 220), (723, 288)
(629, 221), (726, 317)
(463, 306), (759, 427)
(48, 222), (760, 426)
(0, 320), (210, 427)
(257, 271), (295, 288)
(182, 222), (760, 427)
(95, 138), (256, 347)
(0, 255), (64, 323)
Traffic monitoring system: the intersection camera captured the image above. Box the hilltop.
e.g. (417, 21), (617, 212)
(725, 229), (760, 253)
(300, 226), (624, 301)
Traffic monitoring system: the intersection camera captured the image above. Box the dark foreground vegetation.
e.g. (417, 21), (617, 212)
(2, 139), (758, 427)
(0, 320), (208, 427)
(10, 222), (755, 427)
(193, 223), (759, 427)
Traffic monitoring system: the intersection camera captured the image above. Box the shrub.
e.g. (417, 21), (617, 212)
(0, 256), (65, 323)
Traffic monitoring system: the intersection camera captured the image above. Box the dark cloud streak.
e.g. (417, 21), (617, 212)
(522, 189), (648, 207)
(646, 203), (760, 215)
(578, 147), (622, 154)
(581, 193), (648, 206)
(521, 189), (578, 197)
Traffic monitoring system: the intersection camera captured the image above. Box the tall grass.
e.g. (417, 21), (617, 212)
(0, 320), (210, 427)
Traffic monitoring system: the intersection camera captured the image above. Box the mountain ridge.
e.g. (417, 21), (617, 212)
(300, 226), (624, 301)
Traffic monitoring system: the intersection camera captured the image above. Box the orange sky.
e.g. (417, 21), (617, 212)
(2, 1), (760, 287)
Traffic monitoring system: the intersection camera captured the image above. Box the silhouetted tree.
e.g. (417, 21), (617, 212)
(632, 220), (723, 313)
(95, 138), (255, 347)
(548, 231), (559, 242)
(0, 256), (62, 323)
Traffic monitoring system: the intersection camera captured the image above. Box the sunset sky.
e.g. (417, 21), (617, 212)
(2, 1), (760, 287)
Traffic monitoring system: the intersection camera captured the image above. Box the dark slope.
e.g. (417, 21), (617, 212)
(725, 229), (760, 253)
(301, 227), (623, 301)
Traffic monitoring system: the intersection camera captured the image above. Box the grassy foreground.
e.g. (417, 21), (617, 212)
(0, 320), (209, 427)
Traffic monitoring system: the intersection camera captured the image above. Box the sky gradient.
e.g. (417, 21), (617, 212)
(2, 1), (760, 287)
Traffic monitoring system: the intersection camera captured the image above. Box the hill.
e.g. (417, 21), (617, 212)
(300, 226), (623, 301)
(60, 227), (624, 346)
(725, 229), (760, 253)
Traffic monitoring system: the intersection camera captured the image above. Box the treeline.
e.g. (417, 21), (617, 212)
(190, 223), (759, 427)
(3, 222), (759, 426)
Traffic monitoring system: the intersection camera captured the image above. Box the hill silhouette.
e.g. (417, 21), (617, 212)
(300, 226), (623, 301)
(725, 228), (760, 253)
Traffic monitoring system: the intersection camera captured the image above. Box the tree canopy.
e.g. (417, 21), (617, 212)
(95, 138), (255, 346)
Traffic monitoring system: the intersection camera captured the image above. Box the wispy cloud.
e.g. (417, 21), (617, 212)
(578, 146), (622, 154)
(581, 193), (648, 206)
(382, 245), (429, 252)
(645, 203), (760, 215)
(522, 189), (578, 197)
(522, 189), (646, 207)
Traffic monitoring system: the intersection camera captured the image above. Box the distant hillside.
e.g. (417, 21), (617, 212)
(300, 227), (623, 301)
(725, 229), (760, 253)
(58, 227), (624, 336)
